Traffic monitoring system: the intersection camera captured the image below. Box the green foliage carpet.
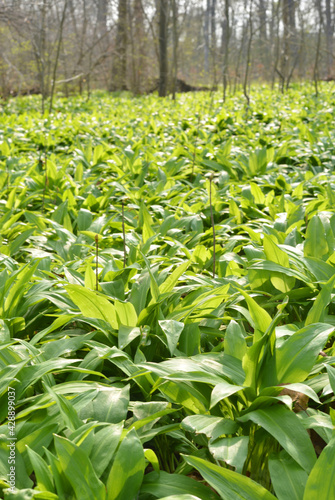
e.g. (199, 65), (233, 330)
(0, 84), (335, 499)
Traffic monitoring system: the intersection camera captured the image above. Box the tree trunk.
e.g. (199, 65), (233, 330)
(281, 0), (297, 87)
(111, 0), (128, 91)
(325, 0), (333, 77)
(158, 0), (169, 97)
(222, 0), (230, 101)
(49, 0), (68, 114)
(171, 0), (178, 100)
(210, 0), (217, 85)
(204, 0), (210, 76)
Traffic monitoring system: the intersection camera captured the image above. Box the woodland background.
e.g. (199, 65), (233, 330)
(0, 0), (334, 104)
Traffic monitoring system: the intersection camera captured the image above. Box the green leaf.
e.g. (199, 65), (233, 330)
(326, 364), (335, 394)
(181, 415), (238, 439)
(141, 202), (155, 243)
(183, 454), (276, 499)
(159, 496), (202, 500)
(210, 381), (244, 408)
(54, 434), (106, 499)
(17, 423), (57, 471)
(305, 274), (335, 325)
(140, 470), (219, 499)
(303, 434), (335, 500)
(45, 385), (83, 431)
(269, 451), (308, 500)
(4, 489), (58, 499)
(84, 264), (96, 290)
(66, 284), (118, 329)
(118, 326), (141, 349)
(304, 215), (329, 259)
(90, 423), (123, 477)
(115, 300), (138, 327)
(159, 320), (184, 355)
(238, 289), (272, 333)
(144, 449), (160, 473)
(209, 436), (249, 473)
(106, 428), (145, 500)
(239, 405), (316, 473)
(79, 385), (129, 424)
(224, 320), (247, 360)
(27, 446), (55, 493)
(0, 435), (33, 490)
(276, 323), (333, 384)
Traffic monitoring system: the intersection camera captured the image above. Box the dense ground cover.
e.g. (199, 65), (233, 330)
(1, 84), (335, 499)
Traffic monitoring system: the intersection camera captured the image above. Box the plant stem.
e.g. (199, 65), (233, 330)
(95, 234), (99, 291)
(210, 175), (216, 279)
(192, 113), (201, 176)
(42, 151), (48, 212)
(122, 199), (126, 268)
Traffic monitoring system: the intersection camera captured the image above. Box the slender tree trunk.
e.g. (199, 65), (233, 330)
(39, 0), (47, 114)
(171, 0), (178, 100)
(258, 0), (267, 76)
(111, 0), (128, 90)
(204, 0), (210, 77)
(243, 0), (253, 107)
(222, 0), (230, 101)
(281, 0), (297, 88)
(210, 0), (217, 86)
(49, 0), (68, 114)
(325, 0), (333, 77)
(314, 0), (322, 95)
(97, 0), (107, 33)
(158, 0), (169, 97)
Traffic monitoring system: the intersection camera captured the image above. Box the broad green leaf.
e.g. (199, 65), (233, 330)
(159, 320), (184, 355)
(210, 381), (244, 408)
(159, 496), (202, 500)
(183, 454), (276, 499)
(66, 284), (118, 329)
(2, 262), (38, 317)
(250, 182), (265, 204)
(27, 446), (55, 493)
(160, 262), (190, 296)
(182, 415), (238, 439)
(141, 202), (155, 243)
(239, 405), (316, 472)
(118, 325), (141, 349)
(264, 234), (289, 267)
(0, 435), (33, 490)
(17, 423), (57, 471)
(54, 434), (106, 500)
(303, 434), (335, 500)
(44, 447), (73, 498)
(45, 385), (83, 431)
(276, 323), (333, 383)
(106, 428), (145, 500)
(4, 489), (58, 499)
(90, 423), (123, 477)
(84, 264), (96, 290)
(140, 470), (219, 499)
(144, 449), (160, 473)
(304, 215), (329, 259)
(269, 451), (308, 500)
(159, 380), (208, 414)
(238, 289), (272, 333)
(326, 364), (335, 394)
(305, 274), (335, 325)
(178, 323), (201, 356)
(209, 436), (249, 473)
(79, 385), (129, 424)
(115, 300), (138, 327)
(224, 320), (247, 360)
